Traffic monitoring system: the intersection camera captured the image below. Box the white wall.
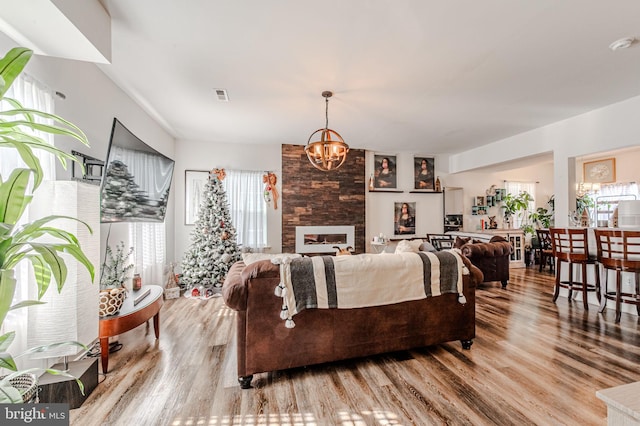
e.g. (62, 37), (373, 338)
(441, 162), (555, 232)
(173, 140), (282, 266)
(576, 148), (640, 184)
(448, 95), (640, 226)
(364, 151), (445, 247)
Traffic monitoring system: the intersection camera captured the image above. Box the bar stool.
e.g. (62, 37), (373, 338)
(594, 229), (640, 323)
(549, 228), (600, 310)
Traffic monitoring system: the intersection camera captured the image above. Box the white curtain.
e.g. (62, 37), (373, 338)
(590, 182), (638, 224)
(505, 181), (536, 227)
(223, 170), (268, 250)
(597, 182), (638, 198)
(0, 73), (55, 370)
(128, 223), (166, 287)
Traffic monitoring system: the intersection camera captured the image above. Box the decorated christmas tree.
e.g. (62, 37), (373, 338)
(181, 169), (240, 294)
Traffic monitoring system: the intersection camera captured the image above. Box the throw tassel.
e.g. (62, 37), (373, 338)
(458, 294), (467, 305)
(285, 318), (295, 328)
(274, 283), (284, 297)
(280, 305), (289, 320)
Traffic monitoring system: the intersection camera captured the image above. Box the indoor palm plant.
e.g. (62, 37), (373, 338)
(0, 47), (94, 402)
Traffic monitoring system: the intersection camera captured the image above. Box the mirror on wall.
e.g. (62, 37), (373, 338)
(444, 187), (464, 232)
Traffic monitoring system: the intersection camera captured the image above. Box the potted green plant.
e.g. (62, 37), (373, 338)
(501, 191), (534, 229)
(501, 191), (536, 264)
(0, 47), (94, 402)
(99, 242), (134, 317)
(529, 206), (553, 229)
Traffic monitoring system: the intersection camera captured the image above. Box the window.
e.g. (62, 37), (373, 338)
(588, 182), (639, 226)
(505, 181), (536, 228)
(0, 73), (55, 369)
(223, 170), (268, 250)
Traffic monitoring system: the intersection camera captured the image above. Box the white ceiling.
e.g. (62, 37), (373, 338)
(19, 1), (640, 155)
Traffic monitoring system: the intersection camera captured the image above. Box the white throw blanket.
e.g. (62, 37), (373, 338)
(272, 251), (468, 328)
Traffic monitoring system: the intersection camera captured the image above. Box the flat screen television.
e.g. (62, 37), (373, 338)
(100, 118), (175, 223)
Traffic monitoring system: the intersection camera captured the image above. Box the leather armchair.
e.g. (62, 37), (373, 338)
(461, 236), (513, 288)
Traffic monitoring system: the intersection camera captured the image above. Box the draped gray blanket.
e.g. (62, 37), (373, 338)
(273, 251), (467, 328)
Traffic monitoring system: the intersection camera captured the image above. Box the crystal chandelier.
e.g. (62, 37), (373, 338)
(304, 91), (349, 171)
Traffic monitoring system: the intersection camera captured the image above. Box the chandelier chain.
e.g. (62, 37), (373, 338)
(325, 97), (329, 129)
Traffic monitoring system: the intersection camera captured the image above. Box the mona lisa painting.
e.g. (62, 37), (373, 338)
(414, 156), (435, 190)
(394, 202), (416, 235)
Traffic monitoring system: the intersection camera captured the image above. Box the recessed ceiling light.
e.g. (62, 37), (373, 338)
(609, 37), (636, 51)
(214, 88), (229, 102)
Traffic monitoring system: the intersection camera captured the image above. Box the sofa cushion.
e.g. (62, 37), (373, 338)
(394, 239), (424, 253)
(419, 241), (437, 252)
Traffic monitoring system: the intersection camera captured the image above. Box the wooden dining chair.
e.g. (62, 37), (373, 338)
(536, 229), (554, 273)
(594, 229), (640, 323)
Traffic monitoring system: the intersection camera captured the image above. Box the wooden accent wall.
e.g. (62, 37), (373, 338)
(282, 144), (366, 254)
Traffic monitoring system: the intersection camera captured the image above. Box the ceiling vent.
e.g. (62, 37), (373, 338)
(214, 89), (229, 102)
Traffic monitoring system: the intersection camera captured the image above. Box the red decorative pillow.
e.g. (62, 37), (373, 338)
(453, 236), (471, 249)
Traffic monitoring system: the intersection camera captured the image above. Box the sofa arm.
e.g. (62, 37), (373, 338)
(222, 260), (281, 311)
(222, 261), (248, 311)
(461, 240), (513, 259)
(460, 254), (483, 286)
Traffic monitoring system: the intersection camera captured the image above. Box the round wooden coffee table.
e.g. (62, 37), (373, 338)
(98, 285), (164, 374)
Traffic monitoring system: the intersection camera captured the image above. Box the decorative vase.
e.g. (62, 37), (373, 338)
(98, 287), (127, 317)
(0, 373), (38, 403)
(435, 176), (442, 192)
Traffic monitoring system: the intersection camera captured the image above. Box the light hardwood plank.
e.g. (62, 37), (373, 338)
(71, 268), (640, 425)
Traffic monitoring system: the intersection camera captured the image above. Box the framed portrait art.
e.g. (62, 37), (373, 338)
(414, 156), (435, 190)
(373, 154), (397, 189)
(185, 170), (210, 225)
(394, 201), (416, 236)
(583, 158), (616, 183)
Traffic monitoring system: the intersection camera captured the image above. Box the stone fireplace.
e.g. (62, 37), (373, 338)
(281, 144), (365, 253)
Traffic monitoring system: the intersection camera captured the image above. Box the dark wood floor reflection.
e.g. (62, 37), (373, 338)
(71, 268), (640, 425)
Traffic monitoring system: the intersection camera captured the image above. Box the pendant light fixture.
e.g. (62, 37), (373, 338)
(304, 91), (349, 171)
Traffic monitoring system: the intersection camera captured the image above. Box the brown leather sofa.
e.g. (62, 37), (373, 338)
(222, 256), (482, 388)
(460, 236), (513, 288)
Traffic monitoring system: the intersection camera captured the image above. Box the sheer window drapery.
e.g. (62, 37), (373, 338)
(223, 170), (268, 250)
(129, 222), (166, 286)
(0, 73), (55, 370)
(588, 182), (639, 225)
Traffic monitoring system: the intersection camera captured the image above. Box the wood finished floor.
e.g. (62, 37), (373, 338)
(70, 268), (640, 426)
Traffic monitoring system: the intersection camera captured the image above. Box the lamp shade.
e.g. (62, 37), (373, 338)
(27, 181), (100, 359)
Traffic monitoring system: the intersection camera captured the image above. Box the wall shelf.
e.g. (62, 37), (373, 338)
(368, 190), (404, 193)
(409, 191), (443, 194)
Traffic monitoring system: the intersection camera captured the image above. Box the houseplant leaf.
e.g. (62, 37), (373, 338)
(0, 270), (16, 332)
(0, 331), (14, 352)
(28, 243), (68, 293)
(0, 47), (31, 98)
(0, 169), (31, 224)
(24, 254), (51, 299)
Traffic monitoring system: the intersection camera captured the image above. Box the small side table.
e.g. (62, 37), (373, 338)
(98, 285), (164, 374)
(371, 242), (388, 254)
(597, 381), (640, 425)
